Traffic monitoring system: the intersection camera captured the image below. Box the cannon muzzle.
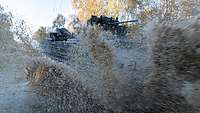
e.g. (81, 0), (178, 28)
(108, 20), (138, 25)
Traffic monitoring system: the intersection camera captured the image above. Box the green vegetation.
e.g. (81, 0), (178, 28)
(72, 0), (200, 22)
(70, 0), (200, 38)
(71, 0), (139, 21)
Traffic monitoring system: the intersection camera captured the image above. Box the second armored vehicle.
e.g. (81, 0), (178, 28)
(87, 15), (138, 35)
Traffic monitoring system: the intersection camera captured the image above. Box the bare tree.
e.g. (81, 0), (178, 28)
(0, 5), (13, 29)
(12, 19), (34, 51)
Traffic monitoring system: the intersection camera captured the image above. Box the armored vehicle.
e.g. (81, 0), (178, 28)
(87, 15), (138, 35)
(40, 28), (79, 62)
(40, 38), (80, 62)
(48, 28), (74, 41)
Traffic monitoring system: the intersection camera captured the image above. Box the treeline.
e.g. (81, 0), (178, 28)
(33, 0), (200, 42)
(72, 0), (200, 22)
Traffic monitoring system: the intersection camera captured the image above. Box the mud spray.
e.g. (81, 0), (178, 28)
(0, 9), (43, 113)
(1, 6), (200, 113)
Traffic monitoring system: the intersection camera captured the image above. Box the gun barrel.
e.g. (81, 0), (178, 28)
(108, 20), (138, 25)
(118, 20), (138, 24)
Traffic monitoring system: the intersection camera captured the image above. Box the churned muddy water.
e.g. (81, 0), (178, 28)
(0, 31), (38, 113)
(0, 15), (153, 113)
(0, 2), (200, 113)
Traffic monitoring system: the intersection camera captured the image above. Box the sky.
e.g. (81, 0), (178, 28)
(0, 0), (75, 31)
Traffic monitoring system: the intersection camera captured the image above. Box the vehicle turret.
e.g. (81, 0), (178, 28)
(87, 15), (138, 35)
(48, 28), (74, 41)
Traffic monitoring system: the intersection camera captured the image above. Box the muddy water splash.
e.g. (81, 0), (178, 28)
(30, 24), (153, 113)
(1, 4), (200, 113)
(143, 16), (200, 113)
(0, 6), (47, 113)
(85, 27), (118, 111)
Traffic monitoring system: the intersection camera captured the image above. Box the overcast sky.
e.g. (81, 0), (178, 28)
(0, 0), (75, 31)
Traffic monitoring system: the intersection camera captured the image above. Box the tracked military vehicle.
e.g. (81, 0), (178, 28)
(40, 28), (79, 62)
(48, 28), (74, 41)
(87, 15), (138, 35)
